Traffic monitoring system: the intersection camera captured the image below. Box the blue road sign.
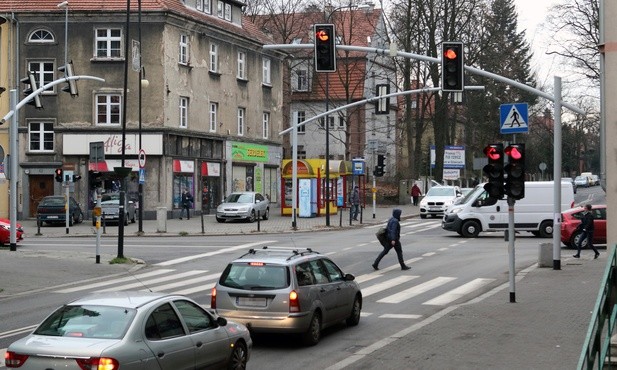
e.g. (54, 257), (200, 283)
(500, 103), (529, 134)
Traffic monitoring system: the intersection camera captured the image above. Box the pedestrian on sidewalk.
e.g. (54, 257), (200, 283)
(573, 204), (599, 259)
(372, 208), (411, 271)
(410, 183), (421, 206)
(350, 185), (360, 221)
(180, 189), (193, 220)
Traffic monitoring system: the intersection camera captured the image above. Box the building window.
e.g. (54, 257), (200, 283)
(28, 29), (54, 43)
(28, 122), (54, 152)
(237, 108), (245, 136)
(209, 102), (218, 132)
(337, 116), (345, 130)
(237, 51), (246, 80)
(95, 28), (122, 59)
(210, 43), (219, 72)
(179, 34), (189, 65)
(295, 111), (306, 133)
(318, 116), (335, 129)
(225, 3), (232, 21)
(196, 0), (211, 13)
(95, 93), (121, 125)
(179, 97), (189, 128)
(296, 69), (308, 91)
(217, 2), (224, 18)
(217, 2), (232, 20)
(262, 112), (270, 139)
(262, 58), (271, 85)
(28, 61), (55, 93)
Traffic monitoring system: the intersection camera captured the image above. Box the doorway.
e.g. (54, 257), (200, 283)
(29, 175), (54, 217)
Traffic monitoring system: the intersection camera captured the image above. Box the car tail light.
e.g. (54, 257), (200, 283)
(75, 357), (119, 370)
(211, 287), (217, 309)
(4, 351), (29, 368)
(289, 290), (300, 312)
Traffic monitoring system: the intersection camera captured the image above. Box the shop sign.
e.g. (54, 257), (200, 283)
(231, 142), (269, 162)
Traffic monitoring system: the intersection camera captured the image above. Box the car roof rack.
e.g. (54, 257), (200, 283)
(242, 246), (320, 260)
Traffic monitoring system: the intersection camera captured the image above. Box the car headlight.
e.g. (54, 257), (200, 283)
(449, 207), (462, 214)
(0, 224), (9, 231)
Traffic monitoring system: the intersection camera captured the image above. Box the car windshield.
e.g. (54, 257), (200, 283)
(101, 194), (121, 202)
(426, 187), (455, 197)
(34, 305), (136, 339)
(219, 263), (289, 290)
(575, 176), (586, 181)
(40, 198), (65, 206)
(225, 194), (253, 203)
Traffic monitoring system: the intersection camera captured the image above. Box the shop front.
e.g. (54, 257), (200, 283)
(280, 159), (353, 216)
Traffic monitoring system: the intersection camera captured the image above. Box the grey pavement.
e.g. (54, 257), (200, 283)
(0, 203), (607, 368)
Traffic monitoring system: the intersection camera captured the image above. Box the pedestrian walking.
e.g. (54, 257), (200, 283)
(180, 189), (193, 220)
(573, 204), (600, 259)
(372, 208), (411, 270)
(350, 185), (360, 221)
(410, 183), (421, 206)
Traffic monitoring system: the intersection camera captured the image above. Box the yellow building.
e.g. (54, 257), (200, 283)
(0, 16), (13, 218)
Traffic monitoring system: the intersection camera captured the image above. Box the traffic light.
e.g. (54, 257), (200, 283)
(374, 154), (386, 177)
(504, 144), (525, 200)
(441, 42), (464, 92)
(482, 143), (504, 200)
(373, 165), (384, 177)
(314, 24), (336, 72)
(54, 168), (64, 183)
(21, 71), (43, 108)
(57, 60), (78, 96)
(89, 170), (103, 189)
(72, 174), (82, 182)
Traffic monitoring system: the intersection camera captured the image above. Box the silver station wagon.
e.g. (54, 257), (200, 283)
(212, 247), (362, 346)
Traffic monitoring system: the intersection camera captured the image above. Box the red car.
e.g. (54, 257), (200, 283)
(561, 204), (606, 249)
(0, 218), (24, 245)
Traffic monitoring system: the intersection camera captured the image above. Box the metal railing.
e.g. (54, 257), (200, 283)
(579, 245), (617, 369)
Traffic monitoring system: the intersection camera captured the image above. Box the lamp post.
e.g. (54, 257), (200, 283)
(137, 0), (144, 235)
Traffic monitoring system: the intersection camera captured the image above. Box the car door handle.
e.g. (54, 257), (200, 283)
(157, 352), (165, 358)
(320, 288), (326, 292)
(195, 341), (203, 348)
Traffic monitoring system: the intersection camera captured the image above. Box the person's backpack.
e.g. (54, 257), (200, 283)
(375, 227), (388, 247)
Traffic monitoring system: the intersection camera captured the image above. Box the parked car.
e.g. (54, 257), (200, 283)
(36, 195), (84, 226)
(561, 204), (606, 249)
(212, 247), (362, 346)
(4, 291), (251, 369)
(0, 218), (24, 245)
(419, 185), (462, 219)
(590, 174), (600, 186)
(574, 175), (590, 188)
(97, 192), (136, 226)
(216, 191), (270, 223)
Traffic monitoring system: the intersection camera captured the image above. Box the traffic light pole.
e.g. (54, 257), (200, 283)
(65, 180), (70, 234)
(507, 197), (516, 303)
(1, 75), (105, 252)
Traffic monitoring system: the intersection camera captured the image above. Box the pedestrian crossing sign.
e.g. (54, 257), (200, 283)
(500, 103), (528, 134)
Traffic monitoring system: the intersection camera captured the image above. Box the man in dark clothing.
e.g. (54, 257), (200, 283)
(372, 208), (411, 270)
(573, 204), (599, 259)
(350, 185), (360, 221)
(180, 189), (193, 220)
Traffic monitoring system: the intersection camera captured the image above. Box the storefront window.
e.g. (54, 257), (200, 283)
(173, 174), (194, 209)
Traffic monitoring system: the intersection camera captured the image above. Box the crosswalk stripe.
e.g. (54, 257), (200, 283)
(99, 270), (208, 292)
(145, 273), (220, 292)
(379, 314), (422, 319)
(54, 269), (175, 293)
(361, 275), (418, 297)
(423, 278), (495, 306)
(155, 241), (275, 266)
(377, 277), (456, 303)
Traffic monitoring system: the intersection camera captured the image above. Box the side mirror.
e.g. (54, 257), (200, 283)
(216, 316), (227, 327)
(345, 273), (356, 281)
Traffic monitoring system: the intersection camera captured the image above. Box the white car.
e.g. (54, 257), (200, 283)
(419, 186), (462, 219)
(216, 192), (270, 223)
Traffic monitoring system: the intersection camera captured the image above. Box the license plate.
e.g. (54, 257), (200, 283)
(47, 215), (59, 219)
(429, 207), (441, 211)
(237, 297), (267, 307)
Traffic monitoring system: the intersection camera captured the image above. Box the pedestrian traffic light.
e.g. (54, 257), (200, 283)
(72, 174), (82, 182)
(373, 165), (384, 177)
(55, 168), (64, 183)
(482, 143), (504, 201)
(504, 143), (525, 200)
(57, 60), (78, 97)
(314, 24), (336, 72)
(21, 71), (43, 108)
(89, 170), (103, 189)
(441, 42), (464, 92)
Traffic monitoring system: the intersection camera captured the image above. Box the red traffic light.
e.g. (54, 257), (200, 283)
(55, 168), (63, 176)
(505, 146), (522, 160)
(484, 145), (502, 160)
(443, 48), (457, 60)
(316, 29), (330, 42)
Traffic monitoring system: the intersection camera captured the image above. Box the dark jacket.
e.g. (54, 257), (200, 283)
(580, 211), (594, 232)
(386, 208), (402, 242)
(181, 192), (193, 206)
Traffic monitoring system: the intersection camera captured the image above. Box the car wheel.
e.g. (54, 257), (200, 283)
(461, 220), (481, 238)
(538, 220), (553, 238)
(76, 211), (84, 224)
(420, 214), (427, 219)
(131, 212), (136, 223)
(262, 207), (269, 220)
(69, 215), (74, 227)
(227, 340), (248, 370)
(346, 295), (361, 326)
(124, 213), (129, 226)
(571, 231), (588, 249)
(248, 210), (256, 223)
(302, 312), (321, 346)
(216, 217), (225, 223)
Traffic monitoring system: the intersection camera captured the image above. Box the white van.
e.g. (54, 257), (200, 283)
(442, 181), (575, 238)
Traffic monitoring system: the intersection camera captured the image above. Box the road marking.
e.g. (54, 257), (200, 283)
(54, 269), (175, 293)
(98, 270), (207, 292)
(423, 278), (495, 306)
(377, 277), (456, 303)
(151, 273), (220, 294)
(379, 314), (422, 319)
(155, 240), (275, 266)
(422, 252), (436, 257)
(361, 275), (418, 297)
(0, 325), (37, 340)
